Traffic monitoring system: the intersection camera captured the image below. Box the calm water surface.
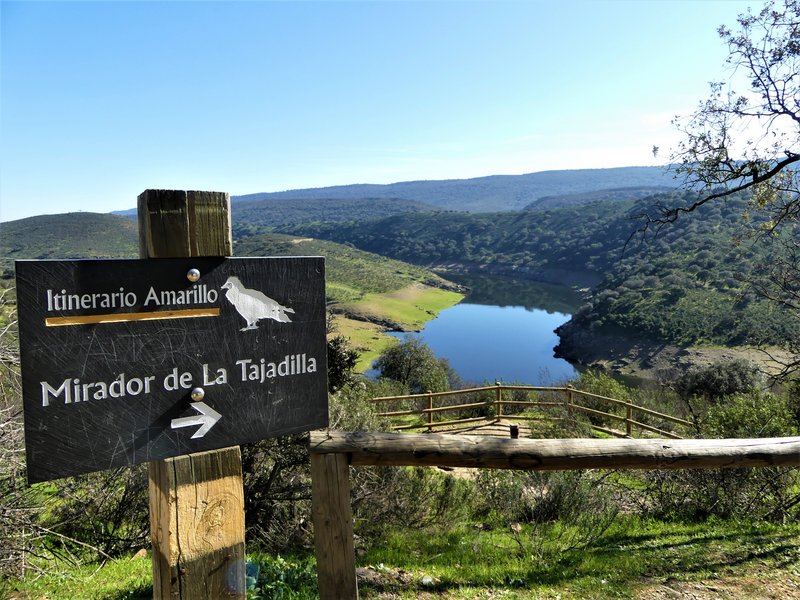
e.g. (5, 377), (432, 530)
(391, 274), (581, 386)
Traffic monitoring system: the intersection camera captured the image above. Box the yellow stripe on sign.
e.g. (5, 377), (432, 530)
(45, 308), (220, 327)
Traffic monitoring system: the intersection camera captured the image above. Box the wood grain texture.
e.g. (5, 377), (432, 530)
(309, 431), (800, 471)
(311, 452), (359, 600)
(138, 189), (232, 259)
(149, 449), (245, 598)
(141, 189), (245, 599)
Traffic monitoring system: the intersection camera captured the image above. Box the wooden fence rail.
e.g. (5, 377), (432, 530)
(371, 384), (693, 439)
(309, 430), (800, 599)
(310, 431), (800, 470)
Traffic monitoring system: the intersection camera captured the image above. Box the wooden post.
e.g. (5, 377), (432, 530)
(139, 190), (246, 599)
(495, 382), (502, 420)
(310, 452), (358, 599)
(565, 385), (574, 418)
(427, 391), (434, 432)
(626, 404), (633, 437)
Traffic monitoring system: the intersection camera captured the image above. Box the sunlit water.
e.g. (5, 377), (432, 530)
(386, 275), (581, 386)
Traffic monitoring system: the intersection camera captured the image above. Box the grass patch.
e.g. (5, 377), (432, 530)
(245, 553), (318, 599)
(333, 285), (464, 372)
(359, 516), (800, 598)
(330, 314), (397, 372)
(6, 552), (152, 599)
(350, 285), (463, 330)
(7, 518), (799, 598)
(325, 281), (363, 304)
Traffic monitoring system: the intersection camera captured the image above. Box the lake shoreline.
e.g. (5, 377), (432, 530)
(554, 324), (794, 381)
(331, 282), (465, 371)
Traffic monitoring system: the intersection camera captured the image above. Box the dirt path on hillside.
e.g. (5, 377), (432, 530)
(636, 569), (800, 599)
(358, 567), (800, 599)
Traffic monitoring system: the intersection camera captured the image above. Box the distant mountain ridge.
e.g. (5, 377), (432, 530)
(232, 166), (678, 212)
(107, 166), (678, 218)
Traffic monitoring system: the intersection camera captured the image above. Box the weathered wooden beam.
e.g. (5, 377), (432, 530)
(139, 189), (245, 599)
(309, 431), (800, 471)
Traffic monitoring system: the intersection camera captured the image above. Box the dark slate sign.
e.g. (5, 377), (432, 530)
(15, 257), (328, 483)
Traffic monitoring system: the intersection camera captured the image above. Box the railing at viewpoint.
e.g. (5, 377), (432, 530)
(371, 383), (694, 439)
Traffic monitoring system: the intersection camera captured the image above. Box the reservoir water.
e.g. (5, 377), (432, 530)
(390, 274), (582, 386)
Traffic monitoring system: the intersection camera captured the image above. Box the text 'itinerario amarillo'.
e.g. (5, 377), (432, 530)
(45, 285), (218, 312)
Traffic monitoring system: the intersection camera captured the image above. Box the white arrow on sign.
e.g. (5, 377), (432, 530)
(170, 402), (222, 439)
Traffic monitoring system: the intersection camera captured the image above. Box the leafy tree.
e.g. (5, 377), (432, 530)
(374, 338), (455, 393)
(654, 0), (800, 376)
(326, 335), (358, 393)
(661, 0), (799, 228)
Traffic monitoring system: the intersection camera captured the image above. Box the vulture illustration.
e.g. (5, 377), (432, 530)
(221, 276), (295, 330)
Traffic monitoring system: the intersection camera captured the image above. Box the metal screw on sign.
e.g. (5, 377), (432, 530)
(191, 387), (205, 401)
(187, 268), (201, 282)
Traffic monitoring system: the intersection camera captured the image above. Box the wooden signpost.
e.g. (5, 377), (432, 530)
(16, 256), (327, 482)
(15, 190), (329, 598)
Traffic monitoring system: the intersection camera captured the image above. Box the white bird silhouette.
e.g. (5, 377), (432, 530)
(221, 276), (295, 331)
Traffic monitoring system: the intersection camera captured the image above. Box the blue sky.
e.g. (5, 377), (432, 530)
(1, 0), (751, 222)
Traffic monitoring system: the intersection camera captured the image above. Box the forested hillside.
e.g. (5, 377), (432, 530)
(232, 197), (437, 237)
(0, 213), (138, 278)
(280, 199), (637, 286)
(281, 191), (798, 350)
(4, 191), (796, 354)
(559, 202), (800, 349)
(527, 186), (674, 210)
(234, 232), (459, 305)
(0, 213), (456, 305)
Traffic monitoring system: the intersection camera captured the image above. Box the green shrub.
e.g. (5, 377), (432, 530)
(573, 370), (632, 403)
(703, 390), (799, 438)
(570, 370), (632, 429)
(326, 334), (359, 393)
(639, 390), (800, 522)
(472, 469), (618, 557)
(675, 359), (763, 402)
(245, 553), (317, 599)
(353, 466), (473, 539)
(374, 338), (456, 393)
(45, 467), (150, 559)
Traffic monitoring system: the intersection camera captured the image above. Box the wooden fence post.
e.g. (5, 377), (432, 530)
(495, 382), (502, 420)
(565, 385), (574, 418)
(626, 404), (633, 437)
(139, 190), (246, 599)
(310, 452), (359, 599)
(427, 391), (434, 432)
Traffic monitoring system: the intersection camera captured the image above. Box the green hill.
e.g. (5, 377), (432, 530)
(234, 232), (459, 305)
(554, 198), (800, 368)
(108, 168), (678, 219)
(0, 213), (139, 276)
(279, 198), (638, 287)
(526, 186), (674, 210)
(0, 213), (139, 259)
(5, 194), (796, 367)
(280, 191), (798, 353)
(0, 213), (464, 370)
(232, 196), (437, 237)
